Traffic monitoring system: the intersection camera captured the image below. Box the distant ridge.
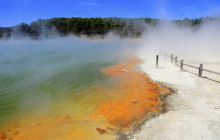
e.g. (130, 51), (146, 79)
(0, 16), (219, 39)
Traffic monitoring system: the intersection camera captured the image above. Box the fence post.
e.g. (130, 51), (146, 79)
(175, 56), (177, 66)
(180, 60), (183, 71)
(199, 64), (203, 77)
(171, 54), (173, 62)
(156, 55), (159, 68)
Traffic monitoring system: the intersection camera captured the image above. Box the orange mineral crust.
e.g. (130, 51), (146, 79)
(94, 58), (169, 130)
(0, 58), (169, 140)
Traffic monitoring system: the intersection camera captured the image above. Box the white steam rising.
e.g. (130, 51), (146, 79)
(138, 19), (220, 63)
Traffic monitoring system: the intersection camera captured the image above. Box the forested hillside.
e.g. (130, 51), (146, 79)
(0, 16), (216, 39)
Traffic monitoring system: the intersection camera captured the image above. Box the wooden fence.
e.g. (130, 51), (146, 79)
(156, 53), (220, 83)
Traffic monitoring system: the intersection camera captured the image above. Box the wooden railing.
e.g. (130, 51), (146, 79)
(156, 53), (220, 83)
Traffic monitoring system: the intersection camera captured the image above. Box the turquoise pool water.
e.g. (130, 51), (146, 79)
(0, 38), (130, 127)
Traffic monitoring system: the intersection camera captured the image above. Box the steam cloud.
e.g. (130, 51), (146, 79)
(1, 17), (220, 64)
(138, 18), (220, 63)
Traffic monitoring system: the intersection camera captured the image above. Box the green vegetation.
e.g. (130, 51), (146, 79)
(0, 16), (217, 39)
(0, 27), (11, 38)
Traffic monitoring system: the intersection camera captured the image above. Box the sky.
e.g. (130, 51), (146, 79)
(0, 0), (220, 27)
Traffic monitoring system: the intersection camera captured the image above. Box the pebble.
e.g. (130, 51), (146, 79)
(131, 100), (138, 103)
(122, 68), (129, 72)
(96, 128), (106, 134)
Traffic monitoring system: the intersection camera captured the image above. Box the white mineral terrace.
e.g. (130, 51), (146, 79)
(132, 57), (220, 140)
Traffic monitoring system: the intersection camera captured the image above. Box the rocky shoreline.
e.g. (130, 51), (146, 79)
(117, 72), (177, 140)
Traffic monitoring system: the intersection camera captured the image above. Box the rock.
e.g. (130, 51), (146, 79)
(96, 128), (106, 134)
(131, 100), (137, 103)
(121, 68), (129, 72)
(0, 133), (6, 139)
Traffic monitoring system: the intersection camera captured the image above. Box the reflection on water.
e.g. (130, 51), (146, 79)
(0, 38), (130, 139)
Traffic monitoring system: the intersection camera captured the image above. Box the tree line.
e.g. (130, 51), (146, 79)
(0, 16), (217, 39)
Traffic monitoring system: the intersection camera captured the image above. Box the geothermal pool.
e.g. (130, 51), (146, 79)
(0, 38), (168, 140)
